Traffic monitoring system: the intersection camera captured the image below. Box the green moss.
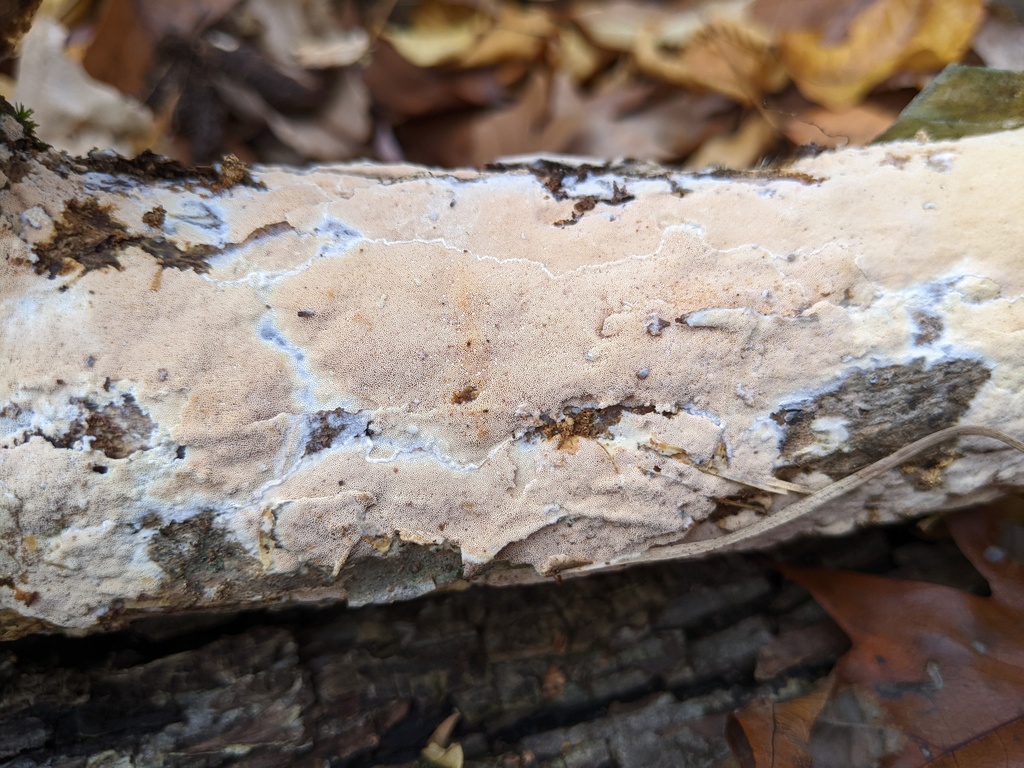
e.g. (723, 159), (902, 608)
(876, 65), (1024, 143)
(11, 102), (36, 139)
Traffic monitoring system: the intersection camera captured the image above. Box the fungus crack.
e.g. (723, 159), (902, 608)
(480, 158), (638, 227)
(24, 199), (220, 278)
(37, 394), (156, 459)
(78, 149), (263, 191)
(23, 201), (295, 280)
(553, 182), (635, 227)
(486, 158), (608, 201)
(523, 403), (658, 448)
(304, 408), (372, 456)
(485, 158), (691, 200)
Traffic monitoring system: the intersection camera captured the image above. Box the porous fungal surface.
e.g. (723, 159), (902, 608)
(3, 120), (1024, 633)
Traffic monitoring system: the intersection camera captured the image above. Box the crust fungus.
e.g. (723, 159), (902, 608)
(3, 124), (1024, 635)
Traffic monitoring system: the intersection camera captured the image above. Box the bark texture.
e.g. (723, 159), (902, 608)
(0, 523), (988, 767)
(2, 103), (1024, 636)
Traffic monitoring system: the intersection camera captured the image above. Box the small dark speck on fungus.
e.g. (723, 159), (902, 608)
(452, 385), (479, 405)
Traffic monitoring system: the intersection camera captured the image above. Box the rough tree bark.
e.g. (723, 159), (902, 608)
(2, 102), (1024, 640)
(0, 521), (992, 767)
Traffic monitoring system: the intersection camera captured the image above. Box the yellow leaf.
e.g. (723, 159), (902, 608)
(294, 28), (370, 69)
(422, 711), (464, 768)
(571, 0), (668, 53)
(383, 1), (487, 68)
(556, 24), (604, 82)
(427, 711), (461, 749)
(385, 1), (554, 70)
(686, 112), (778, 170)
(421, 742), (464, 768)
(779, 0), (985, 109)
(458, 5), (554, 68)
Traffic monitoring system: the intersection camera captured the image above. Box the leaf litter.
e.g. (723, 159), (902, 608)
(1, 0), (1012, 167)
(729, 495), (1024, 767)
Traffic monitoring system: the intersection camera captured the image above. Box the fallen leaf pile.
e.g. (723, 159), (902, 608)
(729, 497), (1024, 767)
(2, 0), (1019, 167)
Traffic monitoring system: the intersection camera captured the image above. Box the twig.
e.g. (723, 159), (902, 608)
(557, 425), (1024, 574)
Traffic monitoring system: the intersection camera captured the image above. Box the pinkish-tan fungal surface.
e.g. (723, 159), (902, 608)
(2, 125), (1024, 633)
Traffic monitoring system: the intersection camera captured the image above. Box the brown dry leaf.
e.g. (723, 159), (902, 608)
(571, 80), (733, 161)
(80, 0), (157, 99)
(364, 40), (507, 120)
(213, 66), (368, 161)
(728, 685), (830, 768)
(397, 69), (582, 166)
(775, 0), (985, 108)
(466, 69), (583, 165)
(944, 497), (1024, 613)
(782, 101), (900, 148)
(730, 496), (1024, 767)
(633, 2), (787, 104)
(754, 621), (851, 681)
(81, 0), (242, 98)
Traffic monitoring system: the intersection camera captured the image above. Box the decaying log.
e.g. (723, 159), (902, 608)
(0, 523), (989, 767)
(2, 104), (1024, 637)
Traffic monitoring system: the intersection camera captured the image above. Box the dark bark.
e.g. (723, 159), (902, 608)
(0, 520), (986, 768)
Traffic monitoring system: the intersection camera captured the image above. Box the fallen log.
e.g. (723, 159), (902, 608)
(1, 524), (948, 767)
(2, 102), (1024, 637)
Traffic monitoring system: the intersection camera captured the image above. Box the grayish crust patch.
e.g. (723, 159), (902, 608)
(304, 408), (371, 456)
(147, 512), (269, 607)
(341, 540), (464, 607)
(911, 309), (944, 346)
(147, 511), (352, 608)
(147, 511), (464, 611)
(773, 358), (991, 479)
(28, 394), (156, 459)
